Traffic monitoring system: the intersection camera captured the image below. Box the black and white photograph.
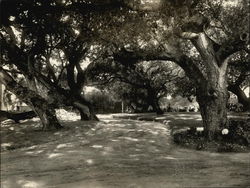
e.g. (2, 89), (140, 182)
(0, 0), (250, 187)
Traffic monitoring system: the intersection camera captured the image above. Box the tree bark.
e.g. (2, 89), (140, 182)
(196, 79), (228, 140)
(64, 58), (98, 120)
(0, 69), (63, 130)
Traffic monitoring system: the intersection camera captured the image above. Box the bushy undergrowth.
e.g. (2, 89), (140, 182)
(173, 119), (250, 152)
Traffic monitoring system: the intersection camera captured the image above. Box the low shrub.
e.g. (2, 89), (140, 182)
(173, 119), (250, 152)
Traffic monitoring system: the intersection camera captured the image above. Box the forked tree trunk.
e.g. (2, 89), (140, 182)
(192, 33), (229, 140)
(0, 69), (63, 130)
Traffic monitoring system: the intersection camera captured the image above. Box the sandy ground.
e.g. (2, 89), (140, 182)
(1, 113), (250, 188)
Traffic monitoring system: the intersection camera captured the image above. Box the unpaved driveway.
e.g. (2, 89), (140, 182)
(1, 115), (250, 188)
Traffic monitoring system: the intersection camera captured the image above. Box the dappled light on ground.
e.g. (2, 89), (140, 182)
(1, 113), (250, 187)
(2, 179), (46, 188)
(113, 112), (203, 129)
(48, 153), (64, 159)
(18, 180), (45, 188)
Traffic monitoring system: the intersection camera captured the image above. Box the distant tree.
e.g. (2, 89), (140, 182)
(85, 88), (121, 114)
(87, 58), (181, 114)
(107, 82), (153, 113)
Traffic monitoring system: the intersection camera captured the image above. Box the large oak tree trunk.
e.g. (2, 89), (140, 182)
(193, 33), (229, 140)
(197, 78), (228, 140)
(0, 69), (63, 130)
(63, 49), (99, 121)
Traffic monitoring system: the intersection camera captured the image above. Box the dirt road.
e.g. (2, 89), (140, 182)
(1, 114), (250, 188)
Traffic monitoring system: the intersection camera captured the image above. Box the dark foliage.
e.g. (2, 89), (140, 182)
(173, 119), (250, 152)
